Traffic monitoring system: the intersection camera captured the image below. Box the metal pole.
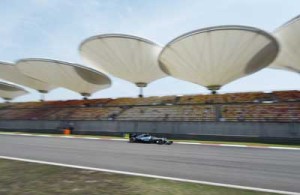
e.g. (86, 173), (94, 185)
(40, 93), (45, 101)
(139, 87), (143, 98)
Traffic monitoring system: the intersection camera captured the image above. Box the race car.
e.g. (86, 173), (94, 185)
(129, 133), (173, 145)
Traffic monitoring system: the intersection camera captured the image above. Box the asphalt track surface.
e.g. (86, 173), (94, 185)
(1, 135), (300, 193)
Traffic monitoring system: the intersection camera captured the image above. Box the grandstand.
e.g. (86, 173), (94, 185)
(0, 90), (299, 143)
(0, 90), (298, 122)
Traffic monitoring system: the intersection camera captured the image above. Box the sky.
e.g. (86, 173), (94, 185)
(0, 0), (299, 102)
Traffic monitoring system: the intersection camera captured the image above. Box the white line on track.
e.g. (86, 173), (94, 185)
(0, 155), (298, 195)
(268, 146), (300, 150)
(0, 132), (299, 150)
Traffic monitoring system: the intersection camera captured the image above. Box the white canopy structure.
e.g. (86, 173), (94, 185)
(0, 61), (55, 94)
(271, 15), (300, 74)
(79, 34), (166, 97)
(0, 81), (28, 101)
(16, 59), (111, 98)
(159, 26), (279, 93)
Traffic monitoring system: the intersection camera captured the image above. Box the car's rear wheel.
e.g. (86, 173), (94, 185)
(157, 140), (163, 144)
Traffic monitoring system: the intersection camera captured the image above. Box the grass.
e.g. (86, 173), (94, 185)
(0, 159), (276, 195)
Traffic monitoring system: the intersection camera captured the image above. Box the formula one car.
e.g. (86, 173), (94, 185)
(129, 133), (173, 145)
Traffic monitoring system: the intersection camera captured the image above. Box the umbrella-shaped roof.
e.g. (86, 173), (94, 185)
(0, 81), (28, 100)
(79, 34), (166, 88)
(16, 58), (111, 97)
(271, 15), (300, 74)
(159, 25), (279, 93)
(0, 61), (55, 93)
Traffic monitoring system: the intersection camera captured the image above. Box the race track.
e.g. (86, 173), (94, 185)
(0, 134), (300, 193)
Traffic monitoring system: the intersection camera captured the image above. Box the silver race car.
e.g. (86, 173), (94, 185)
(129, 133), (173, 145)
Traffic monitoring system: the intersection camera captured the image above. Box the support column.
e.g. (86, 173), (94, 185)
(135, 82), (147, 98)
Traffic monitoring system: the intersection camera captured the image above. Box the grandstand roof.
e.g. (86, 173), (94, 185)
(159, 25), (279, 92)
(0, 81), (28, 100)
(0, 61), (55, 93)
(16, 59), (111, 97)
(271, 15), (300, 74)
(79, 34), (166, 87)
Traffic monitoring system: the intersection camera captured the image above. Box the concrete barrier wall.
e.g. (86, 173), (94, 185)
(0, 120), (61, 131)
(0, 120), (299, 139)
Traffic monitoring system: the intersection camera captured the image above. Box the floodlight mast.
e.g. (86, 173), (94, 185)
(207, 85), (221, 94)
(136, 82), (147, 98)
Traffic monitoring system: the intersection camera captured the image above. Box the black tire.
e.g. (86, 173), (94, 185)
(166, 141), (173, 145)
(157, 140), (163, 145)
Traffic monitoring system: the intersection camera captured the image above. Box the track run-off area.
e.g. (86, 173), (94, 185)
(0, 134), (299, 194)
